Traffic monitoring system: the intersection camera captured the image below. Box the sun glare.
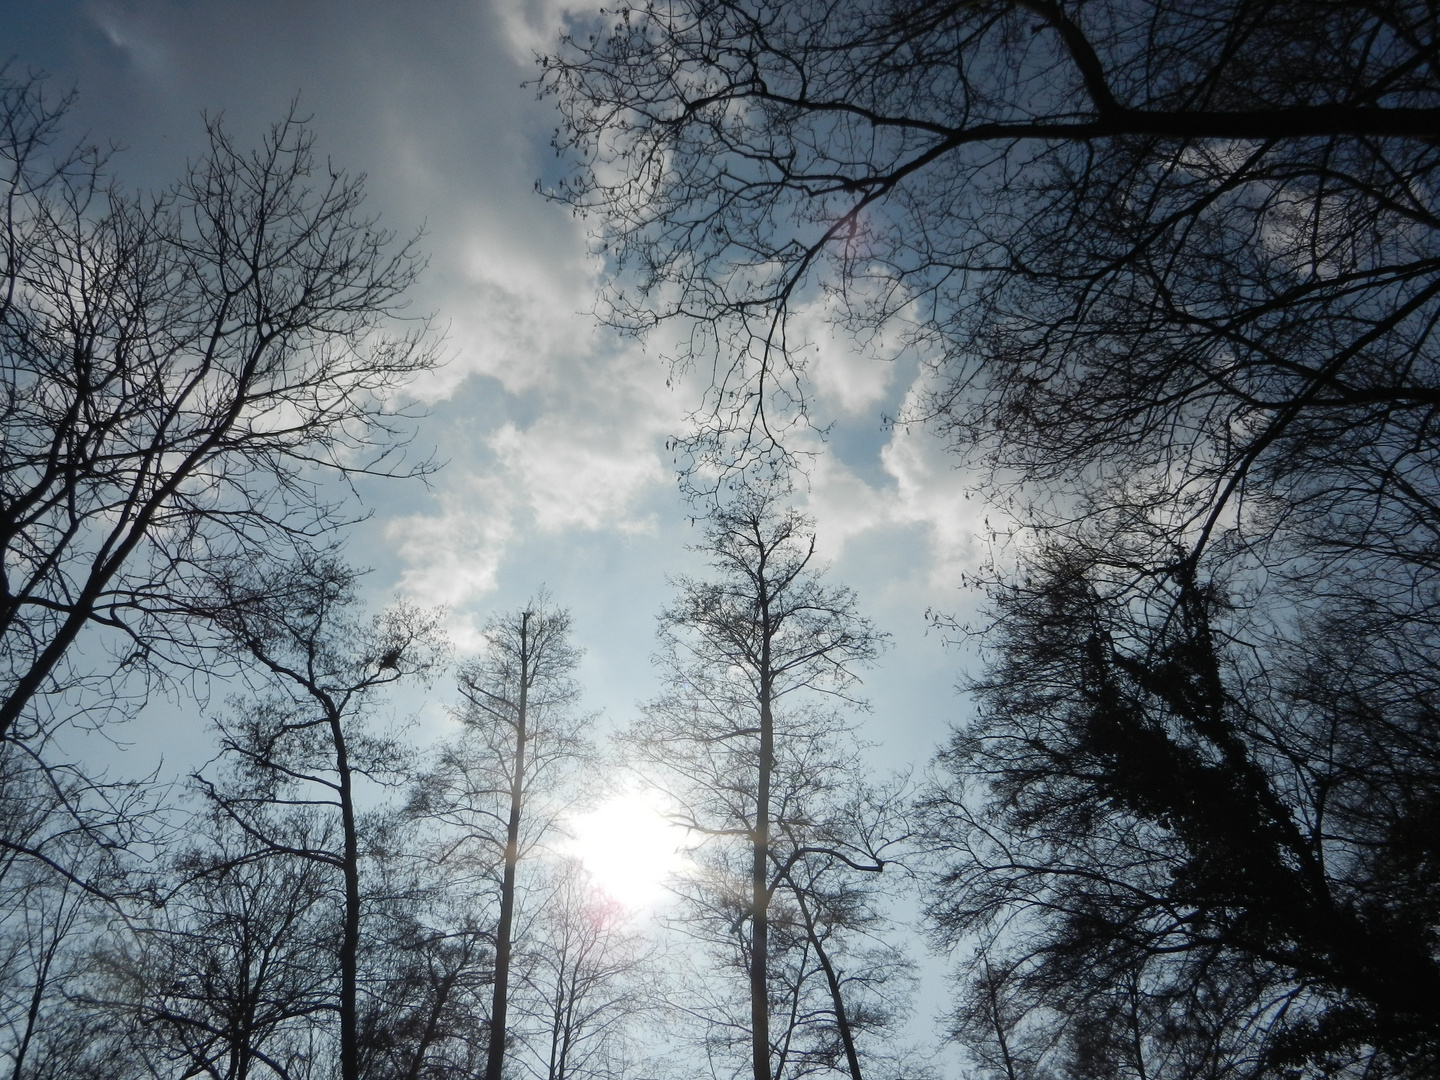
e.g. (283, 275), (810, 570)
(568, 791), (690, 909)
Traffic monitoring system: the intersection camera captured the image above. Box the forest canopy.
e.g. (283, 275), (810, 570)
(543, 2), (1440, 1077)
(2, 3), (1439, 1080)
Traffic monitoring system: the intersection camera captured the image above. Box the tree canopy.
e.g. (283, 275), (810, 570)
(0, 72), (437, 750)
(546, 3), (1440, 1076)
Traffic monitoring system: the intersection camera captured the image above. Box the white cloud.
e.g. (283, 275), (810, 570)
(386, 475), (516, 651)
(879, 422), (988, 585)
(489, 0), (598, 63)
(788, 379), (987, 589)
(88, 2), (172, 81)
(800, 449), (894, 561)
(386, 323), (681, 642)
(444, 247), (601, 397)
(388, 173), (606, 404)
(790, 296), (897, 417)
(490, 415), (668, 535)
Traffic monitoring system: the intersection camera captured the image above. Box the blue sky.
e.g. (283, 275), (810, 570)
(0, 0), (983, 780)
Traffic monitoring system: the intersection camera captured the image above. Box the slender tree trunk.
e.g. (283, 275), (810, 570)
(546, 976), (564, 1080)
(751, 652), (773, 1080)
(555, 962), (579, 1080)
(333, 711), (361, 1080)
(485, 614), (531, 1080)
(984, 960), (1020, 1080)
(403, 964), (462, 1080)
(10, 920), (63, 1080)
(545, 941), (570, 1080)
(791, 885), (863, 1080)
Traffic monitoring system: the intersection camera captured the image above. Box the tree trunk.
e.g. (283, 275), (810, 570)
(333, 711), (361, 1080)
(485, 613), (531, 1080)
(402, 964), (462, 1080)
(751, 656), (773, 1080)
(791, 885), (863, 1080)
(10, 912), (64, 1080)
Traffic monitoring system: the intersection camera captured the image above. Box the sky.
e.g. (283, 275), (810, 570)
(0, 0), (988, 772)
(0, 0), (990, 1059)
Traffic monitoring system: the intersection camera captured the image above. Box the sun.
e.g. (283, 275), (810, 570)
(567, 790), (690, 909)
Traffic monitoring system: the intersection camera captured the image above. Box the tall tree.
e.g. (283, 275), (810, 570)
(0, 70), (436, 751)
(200, 558), (446, 1080)
(626, 485), (891, 1080)
(547, 9), (1440, 1074)
(512, 858), (654, 1080)
(0, 713), (158, 1080)
(922, 544), (1440, 1077)
(0, 720), (147, 1080)
(351, 816), (494, 1080)
(409, 599), (590, 1080)
(101, 809), (338, 1080)
(768, 781), (913, 1080)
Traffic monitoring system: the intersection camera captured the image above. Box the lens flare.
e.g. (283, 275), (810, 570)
(567, 791), (689, 909)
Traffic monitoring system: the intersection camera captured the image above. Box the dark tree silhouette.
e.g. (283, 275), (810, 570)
(408, 599), (591, 1080)
(625, 485), (896, 1080)
(199, 559), (446, 1080)
(922, 544), (1440, 1078)
(0, 757), (132, 1080)
(101, 811), (338, 1080)
(354, 823), (494, 1080)
(545, 0), (1440, 537)
(549, 9), (1440, 1075)
(0, 71), (436, 751)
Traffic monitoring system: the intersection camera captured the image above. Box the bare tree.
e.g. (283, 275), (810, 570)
(351, 816), (494, 1080)
(0, 69), (436, 750)
(362, 910), (491, 1080)
(544, 1), (1440, 531)
(921, 542), (1440, 1077)
(199, 558), (447, 1080)
(0, 825), (97, 1080)
(768, 781), (913, 1080)
(547, 11), (1440, 1074)
(625, 485), (895, 1080)
(0, 722), (145, 1080)
(408, 599), (591, 1080)
(99, 809), (338, 1080)
(512, 857), (654, 1080)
